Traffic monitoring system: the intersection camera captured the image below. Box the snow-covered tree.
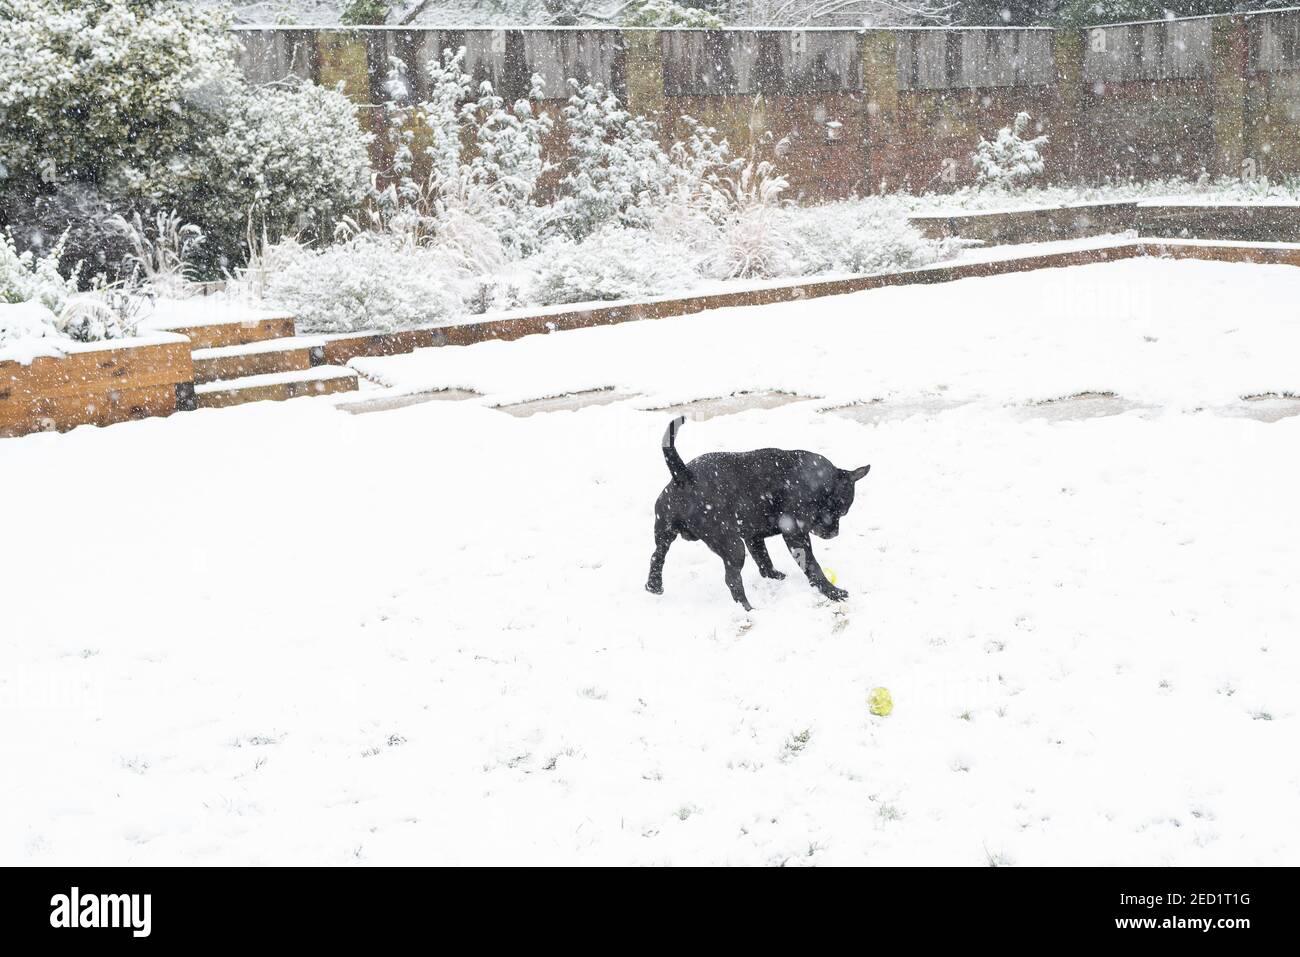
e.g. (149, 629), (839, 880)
(467, 76), (555, 255)
(552, 81), (674, 239)
(340, 0), (391, 22)
(189, 77), (373, 270)
(724, 0), (955, 26)
(376, 49), (553, 257)
(971, 112), (1048, 187)
(622, 0), (725, 27)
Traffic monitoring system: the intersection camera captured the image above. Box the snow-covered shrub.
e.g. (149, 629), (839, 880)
(375, 50), (552, 260)
(0, 0), (374, 280)
(971, 112), (1048, 187)
(529, 227), (698, 306)
(662, 117), (744, 223)
(0, 0), (235, 199)
(105, 211), (205, 299)
(784, 202), (966, 276)
(415, 49), (475, 185)
(263, 233), (466, 334)
(697, 161), (802, 281)
(189, 78), (374, 271)
(1, 232), (142, 347)
(466, 76), (554, 255)
(551, 81), (673, 239)
(0, 231), (80, 313)
(340, 0), (391, 24)
(623, 0), (725, 27)
(56, 291), (146, 343)
(466, 277), (527, 315)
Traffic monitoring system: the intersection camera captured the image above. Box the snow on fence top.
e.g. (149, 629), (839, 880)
(894, 29), (1055, 91)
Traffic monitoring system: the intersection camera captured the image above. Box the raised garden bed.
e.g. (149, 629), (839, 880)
(1135, 202), (1300, 243)
(908, 202), (1138, 245)
(0, 333), (194, 438)
(6, 234), (1300, 439)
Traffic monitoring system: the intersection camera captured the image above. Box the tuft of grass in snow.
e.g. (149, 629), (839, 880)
(984, 845), (1014, 867)
(781, 729), (812, 762)
(878, 803), (906, 822)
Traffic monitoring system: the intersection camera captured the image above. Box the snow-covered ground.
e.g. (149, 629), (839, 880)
(3, 258), (1298, 866)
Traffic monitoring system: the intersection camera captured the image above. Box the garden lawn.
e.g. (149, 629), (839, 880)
(2, 258), (1297, 865)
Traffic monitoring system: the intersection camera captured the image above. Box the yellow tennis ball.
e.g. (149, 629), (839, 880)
(822, 566), (837, 585)
(868, 687), (893, 717)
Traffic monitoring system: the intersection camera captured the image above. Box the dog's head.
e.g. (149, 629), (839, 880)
(812, 464), (871, 539)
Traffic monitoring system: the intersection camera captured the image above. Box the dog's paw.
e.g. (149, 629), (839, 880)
(761, 569), (786, 580)
(822, 585), (849, 602)
(645, 580), (663, 595)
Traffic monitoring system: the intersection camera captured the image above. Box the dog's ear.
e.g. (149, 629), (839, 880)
(848, 465), (871, 482)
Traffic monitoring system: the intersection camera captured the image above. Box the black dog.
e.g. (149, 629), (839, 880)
(645, 416), (870, 610)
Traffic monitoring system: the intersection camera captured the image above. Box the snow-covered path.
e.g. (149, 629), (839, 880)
(3, 260), (1298, 865)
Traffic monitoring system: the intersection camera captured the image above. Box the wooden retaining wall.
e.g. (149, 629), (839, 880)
(0, 336), (194, 439)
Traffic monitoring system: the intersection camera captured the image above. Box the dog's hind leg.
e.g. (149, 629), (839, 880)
(745, 535), (786, 580)
(645, 516), (677, 595)
(706, 535), (753, 611)
(783, 532), (848, 601)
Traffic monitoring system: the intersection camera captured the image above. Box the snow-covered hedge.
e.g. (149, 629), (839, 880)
(783, 202), (966, 276)
(0, 0), (373, 280)
(0, 0), (234, 196)
(529, 228), (698, 306)
(189, 78), (374, 270)
(263, 234), (466, 334)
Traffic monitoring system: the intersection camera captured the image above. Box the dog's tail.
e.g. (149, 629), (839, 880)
(661, 415), (691, 484)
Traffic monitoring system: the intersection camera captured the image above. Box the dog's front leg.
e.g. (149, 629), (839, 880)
(783, 532), (848, 601)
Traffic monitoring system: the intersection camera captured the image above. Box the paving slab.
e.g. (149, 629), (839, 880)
(1013, 392), (1155, 422)
(823, 397), (970, 425)
(339, 388), (481, 415)
(495, 389), (639, 417)
(1218, 395), (1300, 423)
(643, 391), (814, 422)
